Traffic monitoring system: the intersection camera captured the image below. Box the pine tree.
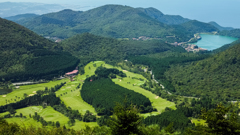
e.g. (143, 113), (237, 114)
(108, 101), (143, 135)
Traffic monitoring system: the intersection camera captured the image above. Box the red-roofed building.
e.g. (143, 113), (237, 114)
(65, 69), (79, 81)
(65, 70), (78, 76)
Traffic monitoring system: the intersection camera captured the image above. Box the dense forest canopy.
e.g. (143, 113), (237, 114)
(218, 29), (240, 38)
(81, 67), (154, 115)
(165, 43), (240, 100)
(60, 33), (186, 65)
(0, 18), (79, 82)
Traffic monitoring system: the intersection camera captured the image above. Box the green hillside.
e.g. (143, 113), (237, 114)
(219, 29), (240, 38)
(4, 13), (39, 22)
(138, 7), (190, 25)
(179, 20), (219, 33)
(165, 43), (240, 100)
(15, 5), (193, 42)
(0, 18), (79, 83)
(59, 33), (186, 65)
(208, 21), (234, 31)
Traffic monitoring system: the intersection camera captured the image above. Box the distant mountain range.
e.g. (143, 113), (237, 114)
(0, 2), (92, 18)
(6, 4), (221, 42)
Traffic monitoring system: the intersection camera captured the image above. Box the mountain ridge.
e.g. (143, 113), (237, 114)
(12, 4), (195, 42)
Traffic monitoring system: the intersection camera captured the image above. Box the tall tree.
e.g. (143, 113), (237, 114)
(108, 101), (143, 135)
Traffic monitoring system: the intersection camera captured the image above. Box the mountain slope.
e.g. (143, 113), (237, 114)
(15, 5), (193, 42)
(165, 43), (240, 100)
(0, 18), (79, 82)
(59, 33), (185, 64)
(138, 7), (190, 25)
(179, 20), (219, 33)
(218, 29), (240, 38)
(208, 21), (234, 31)
(4, 13), (39, 22)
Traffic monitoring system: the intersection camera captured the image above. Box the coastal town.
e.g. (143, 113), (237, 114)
(132, 34), (208, 52)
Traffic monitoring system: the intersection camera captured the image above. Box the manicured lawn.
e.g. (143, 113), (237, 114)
(4, 117), (42, 128)
(15, 106), (69, 125)
(55, 81), (96, 115)
(1, 106), (98, 130)
(0, 79), (68, 106)
(70, 120), (98, 130)
(0, 106), (69, 128)
(55, 61), (105, 115)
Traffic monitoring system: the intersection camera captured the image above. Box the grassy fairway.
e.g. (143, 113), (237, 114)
(15, 106), (69, 125)
(55, 61), (105, 115)
(70, 120), (98, 130)
(4, 117), (42, 128)
(55, 81), (96, 115)
(0, 106), (98, 130)
(0, 106), (68, 128)
(0, 79), (67, 106)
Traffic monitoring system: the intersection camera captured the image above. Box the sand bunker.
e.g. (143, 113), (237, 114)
(77, 95), (79, 96)
(120, 80), (122, 82)
(123, 70), (128, 72)
(33, 91), (36, 93)
(155, 96), (159, 99)
(29, 94), (34, 96)
(2, 95), (6, 97)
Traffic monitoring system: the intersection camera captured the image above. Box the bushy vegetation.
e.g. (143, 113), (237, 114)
(0, 18), (79, 82)
(186, 104), (240, 134)
(143, 108), (191, 131)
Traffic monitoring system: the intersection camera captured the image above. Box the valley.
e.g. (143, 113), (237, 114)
(0, 61), (176, 130)
(1, 3), (240, 134)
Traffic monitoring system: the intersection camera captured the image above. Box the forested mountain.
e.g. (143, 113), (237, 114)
(5, 13), (39, 22)
(165, 43), (240, 100)
(208, 21), (234, 31)
(219, 29), (240, 38)
(179, 20), (219, 33)
(0, 18), (79, 82)
(59, 33), (185, 65)
(13, 5), (193, 41)
(138, 7), (190, 25)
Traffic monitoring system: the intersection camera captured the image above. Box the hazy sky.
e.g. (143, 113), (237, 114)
(1, 0), (240, 28)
